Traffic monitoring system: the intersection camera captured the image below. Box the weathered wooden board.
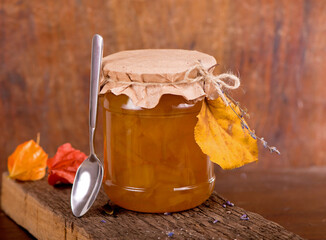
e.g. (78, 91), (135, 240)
(1, 172), (303, 240)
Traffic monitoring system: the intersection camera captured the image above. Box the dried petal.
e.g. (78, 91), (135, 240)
(47, 143), (87, 185)
(226, 200), (234, 207)
(8, 139), (48, 181)
(240, 214), (249, 220)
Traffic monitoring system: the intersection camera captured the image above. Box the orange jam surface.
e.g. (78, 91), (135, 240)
(101, 93), (215, 213)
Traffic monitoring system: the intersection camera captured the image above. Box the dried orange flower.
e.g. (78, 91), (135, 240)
(47, 143), (87, 185)
(8, 135), (48, 181)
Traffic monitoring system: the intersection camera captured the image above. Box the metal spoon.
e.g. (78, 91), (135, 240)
(71, 34), (104, 217)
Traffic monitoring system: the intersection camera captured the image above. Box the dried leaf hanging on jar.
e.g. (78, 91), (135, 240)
(47, 143), (87, 185)
(7, 135), (48, 181)
(194, 98), (258, 170)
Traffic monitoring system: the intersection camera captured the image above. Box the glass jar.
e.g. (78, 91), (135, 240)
(101, 93), (215, 213)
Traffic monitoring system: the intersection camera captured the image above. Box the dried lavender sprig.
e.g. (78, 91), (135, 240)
(226, 200), (234, 207)
(225, 92), (250, 119)
(225, 97), (280, 155)
(213, 219), (219, 224)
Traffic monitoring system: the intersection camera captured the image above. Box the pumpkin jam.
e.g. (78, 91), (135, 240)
(101, 93), (215, 212)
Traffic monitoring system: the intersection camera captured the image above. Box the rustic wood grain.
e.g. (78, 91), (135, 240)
(214, 167), (326, 240)
(1, 172), (304, 239)
(1, 0), (326, 180)
(3, 168), (326, 240)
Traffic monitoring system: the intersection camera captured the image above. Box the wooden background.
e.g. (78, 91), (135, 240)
(1, 0), (326, 178)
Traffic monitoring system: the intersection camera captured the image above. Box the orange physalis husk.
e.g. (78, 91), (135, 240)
(194, 98), (258, 170)
(8, 139), (48, 181)
(47, 143), (87, 185)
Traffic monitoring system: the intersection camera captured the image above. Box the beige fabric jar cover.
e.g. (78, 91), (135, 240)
(99, 49), (239, 108)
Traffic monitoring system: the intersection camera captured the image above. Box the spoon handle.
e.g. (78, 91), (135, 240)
(89, 34), (103, 155)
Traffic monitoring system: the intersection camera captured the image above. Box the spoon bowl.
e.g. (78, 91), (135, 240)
(71, 154), (103, 217)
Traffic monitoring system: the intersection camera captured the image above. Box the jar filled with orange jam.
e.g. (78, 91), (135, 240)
(101, 93), (215, 212)
(99, 49), (217, 212)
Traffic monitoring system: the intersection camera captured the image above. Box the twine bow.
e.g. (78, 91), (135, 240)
(184, 62), (240, 106)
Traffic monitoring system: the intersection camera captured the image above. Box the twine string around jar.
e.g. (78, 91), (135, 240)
(101, 62), (240, 105)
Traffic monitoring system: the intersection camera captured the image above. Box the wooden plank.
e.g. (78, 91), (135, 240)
(1, 172), (303, 239)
